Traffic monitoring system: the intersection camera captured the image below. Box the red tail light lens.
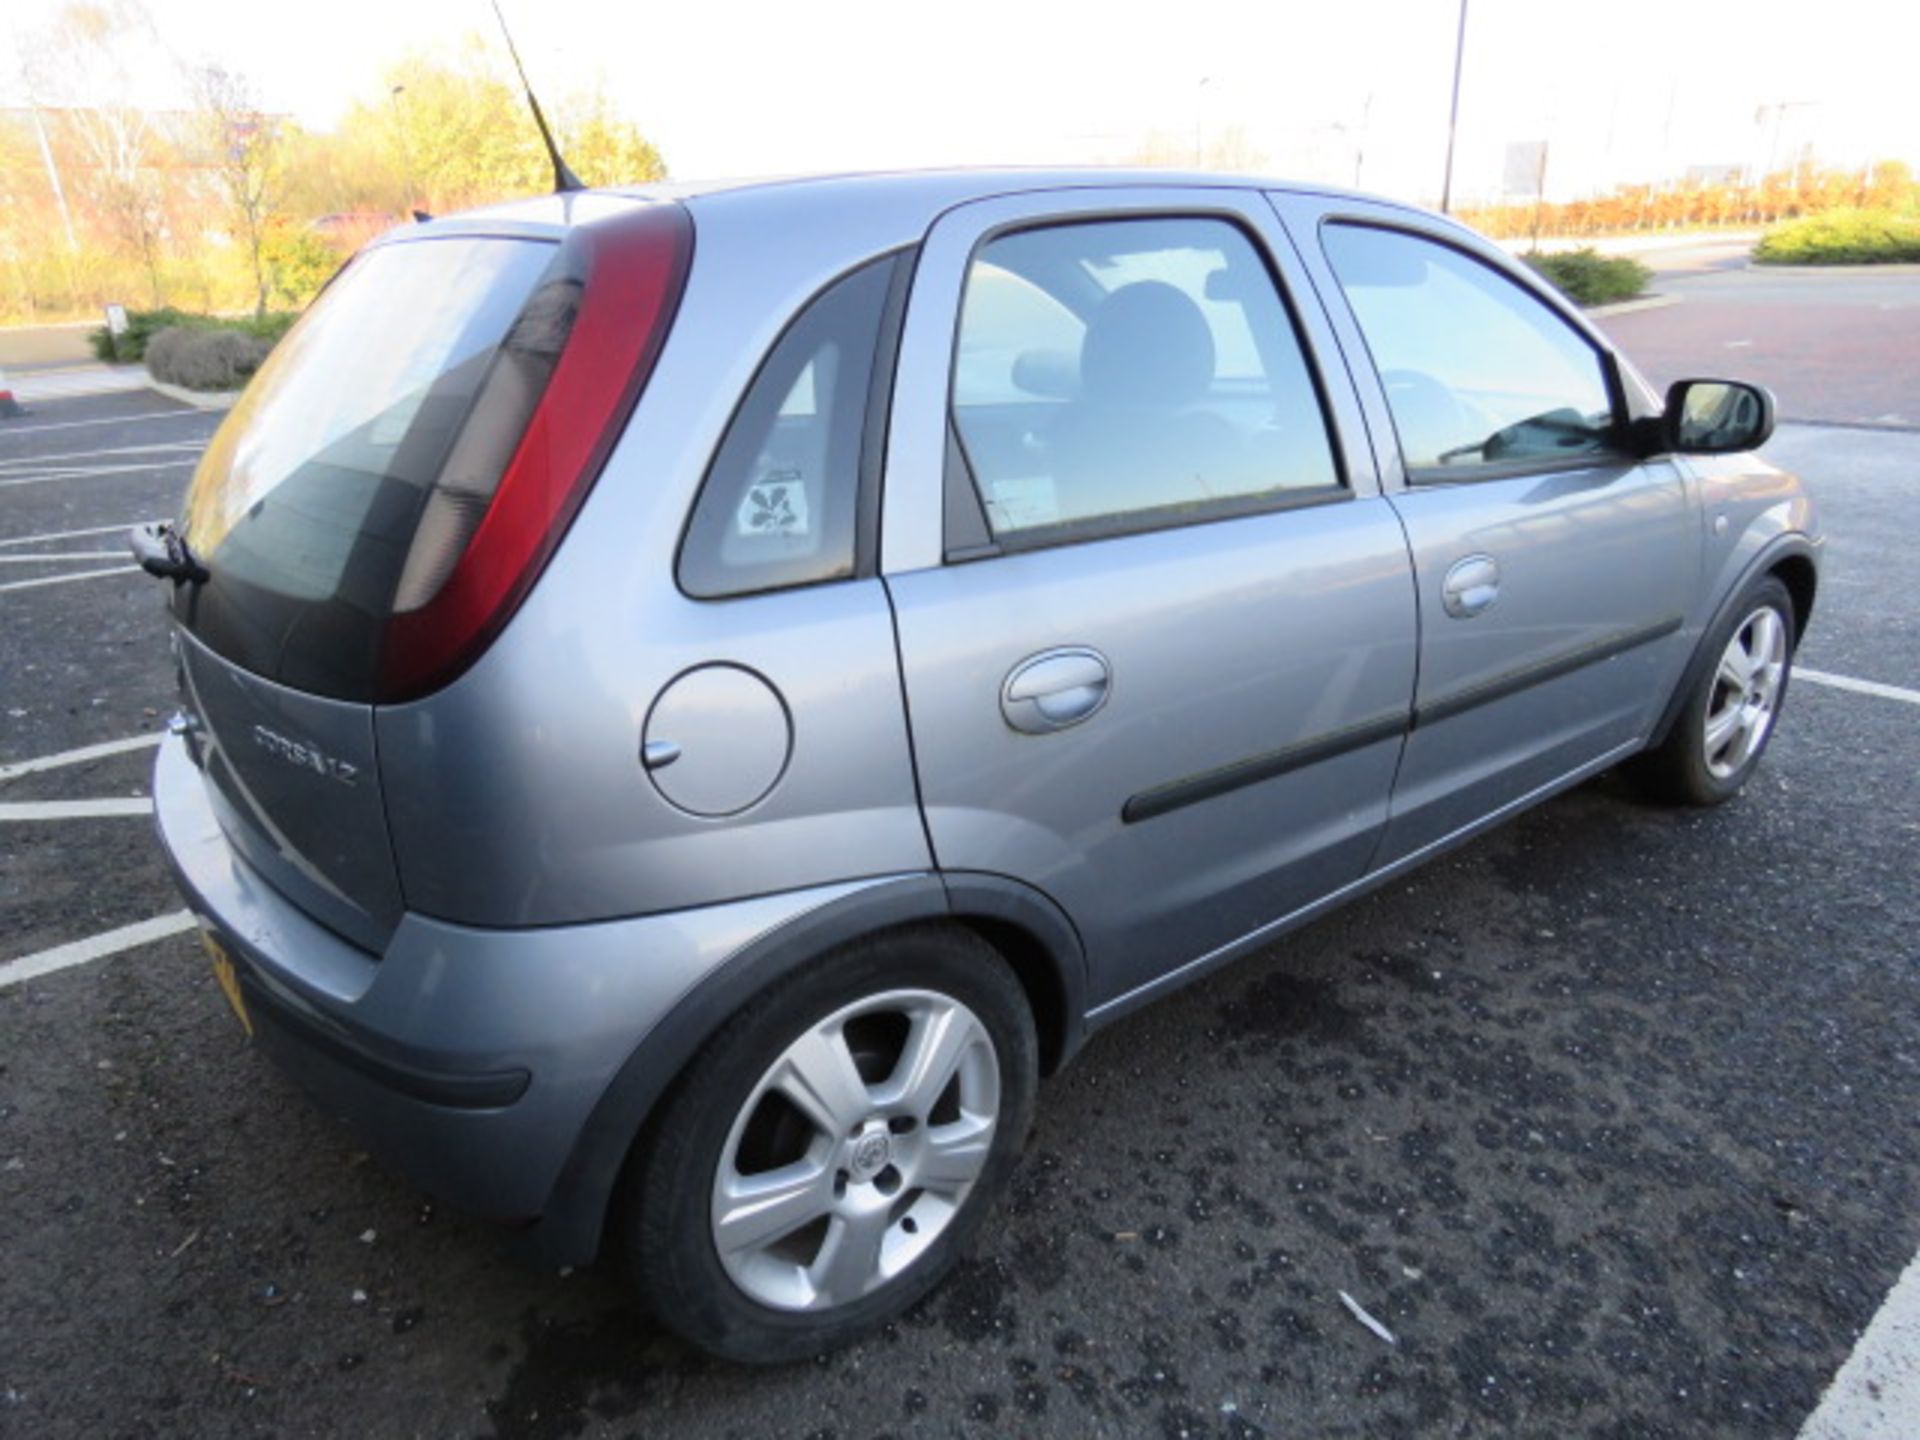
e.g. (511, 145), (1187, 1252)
(378, 202), (692, 702)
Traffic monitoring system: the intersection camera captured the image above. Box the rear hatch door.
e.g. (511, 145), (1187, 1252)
(164, 232), (571, 950)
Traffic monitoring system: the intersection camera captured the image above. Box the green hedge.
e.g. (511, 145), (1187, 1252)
(1520, 248), (1652, 307)
(1754, 209), (1920, 265)
(144, 327), (277, 392)
(90, 308), (297, 363)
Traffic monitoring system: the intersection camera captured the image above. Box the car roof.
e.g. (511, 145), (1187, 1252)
(440, 166), (1445, 235)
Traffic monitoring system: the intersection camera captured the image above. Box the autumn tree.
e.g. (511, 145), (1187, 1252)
(23, 1), (174, 302)
(337, 40), (667, 216)
(189, 65), (286, 316)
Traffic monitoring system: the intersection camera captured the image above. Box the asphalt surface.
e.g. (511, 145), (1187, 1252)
(2, 283), (1916, 1439)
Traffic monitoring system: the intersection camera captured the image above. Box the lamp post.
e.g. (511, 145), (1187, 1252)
(1193, 76), (1211, 169)
(29, 105), (78, 251)
(1439, 0), (1469, 213)
(389, 84), (419, 210)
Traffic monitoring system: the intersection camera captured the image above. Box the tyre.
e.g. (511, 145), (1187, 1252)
(620, 925), (1038, 1363)
(1629, 575), (1796, 806)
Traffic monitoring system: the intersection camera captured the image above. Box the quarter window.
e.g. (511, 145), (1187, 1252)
(1321, 223), (1619, 476)
(950, 217), (1341, 545)
(679, 256), (897, 598)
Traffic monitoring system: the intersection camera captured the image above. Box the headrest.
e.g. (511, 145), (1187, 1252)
(1012, 347), (1080, 399)
(1079, 281), (1215, 407)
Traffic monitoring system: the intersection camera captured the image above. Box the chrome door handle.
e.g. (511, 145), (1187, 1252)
(1001, 648), (1111, 734)
(1442, 554), (1501, 619)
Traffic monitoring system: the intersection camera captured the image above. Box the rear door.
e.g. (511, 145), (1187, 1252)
(1277, 197), (1696, 862)
(881, 188), (1419, 1012)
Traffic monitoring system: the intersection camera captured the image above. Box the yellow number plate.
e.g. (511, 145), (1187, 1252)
(201, 931), (254, 1037)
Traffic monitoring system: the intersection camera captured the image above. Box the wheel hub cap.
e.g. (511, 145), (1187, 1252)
(846, 1126), (891, 1183)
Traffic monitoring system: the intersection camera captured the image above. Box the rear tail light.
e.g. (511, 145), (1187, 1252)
(377, 202), (692, 702)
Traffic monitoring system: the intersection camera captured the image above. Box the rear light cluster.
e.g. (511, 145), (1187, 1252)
(378, 203), (693, 702)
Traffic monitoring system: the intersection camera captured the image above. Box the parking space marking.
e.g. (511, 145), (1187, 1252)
(0, 459), (199, 489)
(1798, 668), (1920, 707)
(0, 798), (153, 821)
(0, 522), (156, 548)
(0, 565), (142, 594)
(0, 732), (162, 782)
(1799, 1248), (1920, 1439)
(0, 910), (195, 991)
(0, 552), (127, 563)
(0, 409), (208, 438)
(0, 440), (204, 472)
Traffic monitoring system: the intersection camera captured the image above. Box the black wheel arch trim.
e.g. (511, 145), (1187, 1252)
(1647, 533), (1819, 750)
(519, 870), (1087, 1269)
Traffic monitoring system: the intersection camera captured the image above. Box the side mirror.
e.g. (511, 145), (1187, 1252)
(1664, 378), (1775, 455)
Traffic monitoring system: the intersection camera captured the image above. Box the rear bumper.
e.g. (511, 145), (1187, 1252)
(151, 733), (887, 1262)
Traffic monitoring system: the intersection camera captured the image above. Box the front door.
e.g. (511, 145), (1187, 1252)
(1294, 206), (1696, 862)
(880, 189), (1419, 1012)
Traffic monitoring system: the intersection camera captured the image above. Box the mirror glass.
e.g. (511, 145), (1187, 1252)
(1675, 380), (1766, 452)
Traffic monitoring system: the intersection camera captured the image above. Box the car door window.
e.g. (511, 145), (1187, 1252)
(1321, 223), (1620, 477)
(950, 217), (1342, 545)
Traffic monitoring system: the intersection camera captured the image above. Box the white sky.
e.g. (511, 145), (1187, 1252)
(6, 0), (1918, 207)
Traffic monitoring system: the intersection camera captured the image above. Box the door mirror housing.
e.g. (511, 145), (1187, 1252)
(1664, 378), (1775, 455)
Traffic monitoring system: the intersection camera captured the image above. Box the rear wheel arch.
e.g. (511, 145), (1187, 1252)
(523, 873), (1086, 1270)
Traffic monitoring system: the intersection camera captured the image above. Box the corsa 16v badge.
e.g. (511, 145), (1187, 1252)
(251, 724), (359, 785)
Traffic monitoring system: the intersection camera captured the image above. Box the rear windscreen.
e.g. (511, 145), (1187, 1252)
(174, 236), (559, 700)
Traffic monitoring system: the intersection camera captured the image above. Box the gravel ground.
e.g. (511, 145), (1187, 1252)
(2, 373), (1915, 1439)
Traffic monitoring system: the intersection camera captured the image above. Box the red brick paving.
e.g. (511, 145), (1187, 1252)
(1599, 280), (1919, 427)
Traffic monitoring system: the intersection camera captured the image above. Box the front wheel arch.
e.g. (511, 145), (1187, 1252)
(1647, 535), (1817, 751)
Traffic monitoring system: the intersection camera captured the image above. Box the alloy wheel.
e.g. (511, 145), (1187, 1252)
(709, 989), (1000, 1312)
(1703, 605), (1787, 781)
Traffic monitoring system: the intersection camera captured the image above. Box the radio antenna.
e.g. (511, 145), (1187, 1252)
(489, 0), (583, 193)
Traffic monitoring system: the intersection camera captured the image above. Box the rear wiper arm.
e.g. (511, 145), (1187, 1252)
(129, 522), (209, 584)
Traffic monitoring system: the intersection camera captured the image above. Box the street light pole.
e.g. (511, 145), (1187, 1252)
(1193, 76), (1211, 168)
(1439, 0), (1469, 213)
(389, 84), (419, 211)
(29, 105), (78, 252)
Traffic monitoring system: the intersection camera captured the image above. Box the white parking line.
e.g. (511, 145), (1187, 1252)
(0, 910), (195, 991)
(0, 409), (210, 438)
(0, 440), (204, 471)
(0, 732), (162, 782)
(0, 797), (153, 821)
(1799, 1248), (1920, 1439)
(1797, 668), (1920, 707)
(0, 522), (155, 548)
(0, 564), (142, 594)
(0, 459), (199, 490)
(0, 551), (127, 563)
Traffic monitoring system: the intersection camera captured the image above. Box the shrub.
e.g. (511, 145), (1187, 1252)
(261, 221), (343, 307)
(89, 307), (299, 363)
(1754, 209), (1920, 264)
(145, 326), (276, 392)
(1520, 248), (1652, 306)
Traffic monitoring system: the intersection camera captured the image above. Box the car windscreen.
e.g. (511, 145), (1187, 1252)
(173, 235), (559, 700)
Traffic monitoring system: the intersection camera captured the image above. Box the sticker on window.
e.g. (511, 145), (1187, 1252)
(736, 468), (811, 538)
(985, 476), (1058, 530)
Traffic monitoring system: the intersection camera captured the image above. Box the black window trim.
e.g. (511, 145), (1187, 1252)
(674, 246), (916, 602)
(1315, 215), (1640, 489)
(942, 207), (1354, 563)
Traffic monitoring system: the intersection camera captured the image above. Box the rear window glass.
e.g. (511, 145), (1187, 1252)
(175, 236), (558, 699)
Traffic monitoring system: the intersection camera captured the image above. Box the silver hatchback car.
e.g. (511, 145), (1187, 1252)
(139, 169), (1819, 1362)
